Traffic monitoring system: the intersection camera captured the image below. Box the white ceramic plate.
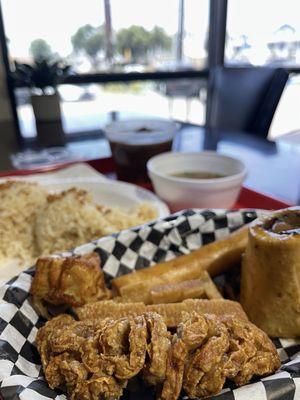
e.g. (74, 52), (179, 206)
(0, 163), (170, 219)
(41, 178), (170, 218)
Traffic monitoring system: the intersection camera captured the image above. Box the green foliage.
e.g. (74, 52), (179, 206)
(71, 25), (105, 67)
(29, 39), (53, 62)
(71, 23), (172, 65)
(149, 26), (172, 52)
(116, 25), (172, 62)
(117, 25), (150, 61)
(71, 24), (95, 52)
(12, 59), (72, 94)
(85, 31), (105, 60)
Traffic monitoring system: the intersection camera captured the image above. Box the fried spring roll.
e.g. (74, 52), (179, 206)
(75, 299), (248, 328)
(147, 299), (249, 327)
(149, 273), (222, 304)
(112, 226), (248, 297)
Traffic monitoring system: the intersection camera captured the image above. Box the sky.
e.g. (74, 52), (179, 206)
(226, 0), (300, 64)
(227, 0), (300, 41)
(1, 0), (300, 63)
(1, 0), (209, 59)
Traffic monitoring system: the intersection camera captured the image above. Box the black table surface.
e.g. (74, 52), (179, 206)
(1, 121), (299, 204)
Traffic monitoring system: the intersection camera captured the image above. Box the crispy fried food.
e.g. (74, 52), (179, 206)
(147, 299), (248, 328)
(159, 338), (187, 400)
(111, 225), (248, 302)
(71, 374), (125, 400)
(223, 317), (281, 387)
(36, 314), (127, 399)
(160, 313), (280, 400)
(241, 208), (300, 338)
(184, 315), (281, 398)
(36, 314), (91, 389)
(37, 312), (279, 400)
(31, 253), (110, 319)
(149, 272), (222, 304)
(142, 313), (171, 386)
(99, 315), (148, 380)
(36, 312), (169, 399)
(181, 314), (230, 399)
(77, 301), (147, 322)
(36, 314), (74, 377)
(76, 299), (248, 328)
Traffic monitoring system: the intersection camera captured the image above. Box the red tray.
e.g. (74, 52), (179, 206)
(88, 158), (291, 210)
(0, 157), (291, 210)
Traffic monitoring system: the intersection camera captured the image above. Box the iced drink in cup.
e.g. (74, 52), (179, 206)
(104, 119), (179, 182)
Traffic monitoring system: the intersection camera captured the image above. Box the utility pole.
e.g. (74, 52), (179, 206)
(176, 0), (184, 62)
(104, 0), (113, 64)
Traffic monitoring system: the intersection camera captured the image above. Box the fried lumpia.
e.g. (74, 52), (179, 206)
(75, 298), (248, 328)
(149, 272), (222, 304)
(112, 226), (248, 303)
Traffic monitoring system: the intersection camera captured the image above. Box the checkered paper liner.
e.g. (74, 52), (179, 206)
(0, 209), (300, 400)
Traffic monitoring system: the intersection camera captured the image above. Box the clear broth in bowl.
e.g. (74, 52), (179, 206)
(170, 171), (227, 179)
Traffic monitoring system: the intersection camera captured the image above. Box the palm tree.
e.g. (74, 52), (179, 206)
(103, 0), (113, 64)
(176, 0), (185, 62)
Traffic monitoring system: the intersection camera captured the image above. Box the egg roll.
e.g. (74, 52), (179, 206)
(112, 226), (248, 302)
(149, 273), (222, 304)
(241, 207), (300, 338)
(75, 298), (248, 328)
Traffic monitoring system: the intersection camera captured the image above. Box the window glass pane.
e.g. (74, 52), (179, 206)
(268, 74), (300, 139)
(2, 0), (104, 70)
(15, 80), (206, 139)
(183, 0), (209, 69)
(226, 0), (300, 66)
(2, 0), (209, 73)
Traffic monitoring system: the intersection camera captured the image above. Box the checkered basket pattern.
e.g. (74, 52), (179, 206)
(0, 209), (300, 400)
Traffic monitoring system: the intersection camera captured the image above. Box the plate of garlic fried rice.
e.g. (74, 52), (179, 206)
(0, 165), (169, 283)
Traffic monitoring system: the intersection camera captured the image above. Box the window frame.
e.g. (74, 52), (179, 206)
(0, 0), (223, 144)
(1, 0), (299, 145)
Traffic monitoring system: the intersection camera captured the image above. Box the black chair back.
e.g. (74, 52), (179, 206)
(207, 67), (289, 137)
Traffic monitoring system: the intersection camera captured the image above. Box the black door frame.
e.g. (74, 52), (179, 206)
(0, 2), (22, 144)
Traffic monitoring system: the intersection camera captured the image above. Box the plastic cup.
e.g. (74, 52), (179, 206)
(104, 119), (179, 182)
